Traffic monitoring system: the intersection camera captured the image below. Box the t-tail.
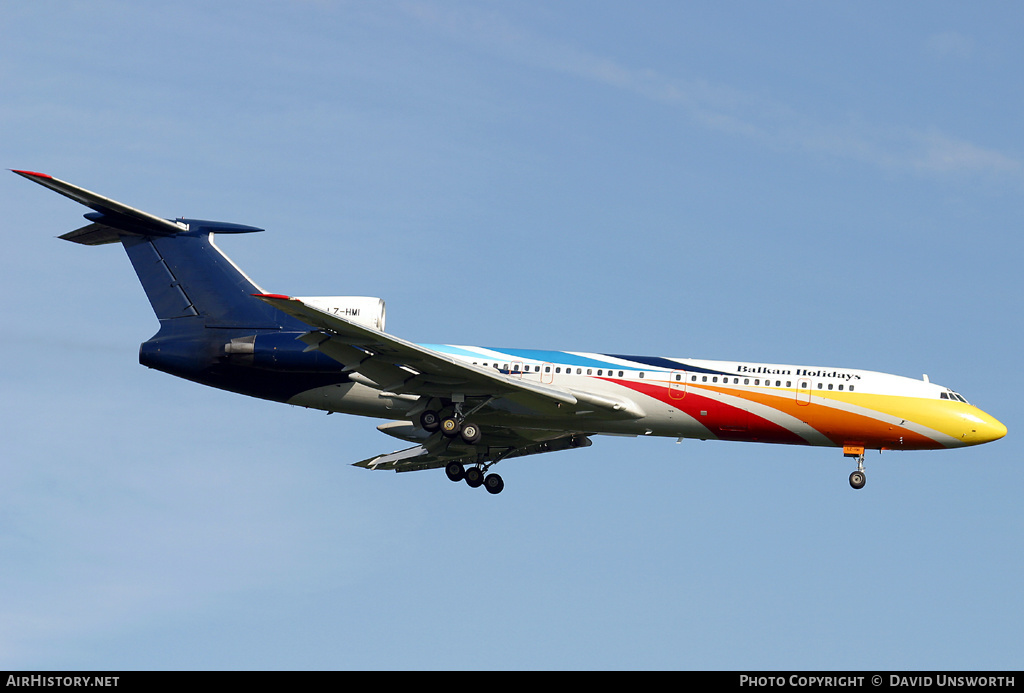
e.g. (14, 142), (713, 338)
(13, 170), (333, 400)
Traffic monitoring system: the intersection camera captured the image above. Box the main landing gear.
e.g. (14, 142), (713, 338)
(445, 461), (504, 495)
(420, 408), (482, 445)
(423, 405), (503, 494)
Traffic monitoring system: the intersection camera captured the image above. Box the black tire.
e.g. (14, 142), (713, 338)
(484, 473), (504, 495)
(849, 471), (866, 490)
(420, 410), (441, 432)
(460, 422), (482, 444)
(445, 461), (464, 482)
(464, 466), (484, 488)
(441, 417), (462, 437)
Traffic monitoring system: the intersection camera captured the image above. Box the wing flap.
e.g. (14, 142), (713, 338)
(354, 444), (442, 471)
(355, 432), (594, 473)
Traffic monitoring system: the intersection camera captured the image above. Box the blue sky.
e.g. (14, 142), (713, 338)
(2, 1), (1022, 670)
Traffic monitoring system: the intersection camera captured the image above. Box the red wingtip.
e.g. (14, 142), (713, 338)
(11, 169), (53, 179)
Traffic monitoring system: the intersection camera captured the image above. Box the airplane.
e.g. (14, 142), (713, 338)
(14, 169), (1007, 494)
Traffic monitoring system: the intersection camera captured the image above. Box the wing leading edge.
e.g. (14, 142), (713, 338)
(253, 293), (581, 409)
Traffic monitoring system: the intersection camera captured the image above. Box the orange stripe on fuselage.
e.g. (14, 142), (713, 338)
(702, 385), (942, 449)
(619, 377), (944, 450)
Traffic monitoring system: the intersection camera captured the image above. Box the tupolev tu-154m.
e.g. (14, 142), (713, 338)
(15, 169), (1007, 494)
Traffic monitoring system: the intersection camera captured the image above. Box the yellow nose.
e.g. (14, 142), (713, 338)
(960, 409), (1007, 446)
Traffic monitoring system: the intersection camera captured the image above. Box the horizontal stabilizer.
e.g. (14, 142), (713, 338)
(59, 222), (124, 246)
(13, 170), (188, 238)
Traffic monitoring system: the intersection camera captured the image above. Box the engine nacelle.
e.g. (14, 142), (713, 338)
(224, 331), (342, 371)
(294, 296), (386, 332)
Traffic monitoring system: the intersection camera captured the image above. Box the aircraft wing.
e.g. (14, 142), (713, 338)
(253, 294), (580, 410)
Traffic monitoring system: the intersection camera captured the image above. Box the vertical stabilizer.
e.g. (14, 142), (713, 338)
(120, 223), (292, 328)
(13, 170), (299, 330)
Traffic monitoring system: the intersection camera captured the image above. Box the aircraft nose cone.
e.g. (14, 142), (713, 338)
(981, 415), (1008, 443)
(964, 409), (1007, 445)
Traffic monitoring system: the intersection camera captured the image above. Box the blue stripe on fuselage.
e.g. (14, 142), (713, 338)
(423, 345), (638, 370)
(423, 345), (733, 376)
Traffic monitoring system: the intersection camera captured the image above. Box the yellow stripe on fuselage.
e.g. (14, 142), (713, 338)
(686, 384), (1004, 450)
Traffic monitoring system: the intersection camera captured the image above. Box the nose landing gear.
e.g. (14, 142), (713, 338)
(844, 445), (866, 490)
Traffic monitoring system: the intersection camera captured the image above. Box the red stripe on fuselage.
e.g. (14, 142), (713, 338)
(612, 379), (809, 445)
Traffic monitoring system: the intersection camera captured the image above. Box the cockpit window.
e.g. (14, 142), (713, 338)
(942, 390), (970, 404)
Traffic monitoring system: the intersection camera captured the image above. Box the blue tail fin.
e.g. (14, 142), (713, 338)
(13, 170), (296, 330)
(17, 169), (347, 402)
(119, 222), (290, 329)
